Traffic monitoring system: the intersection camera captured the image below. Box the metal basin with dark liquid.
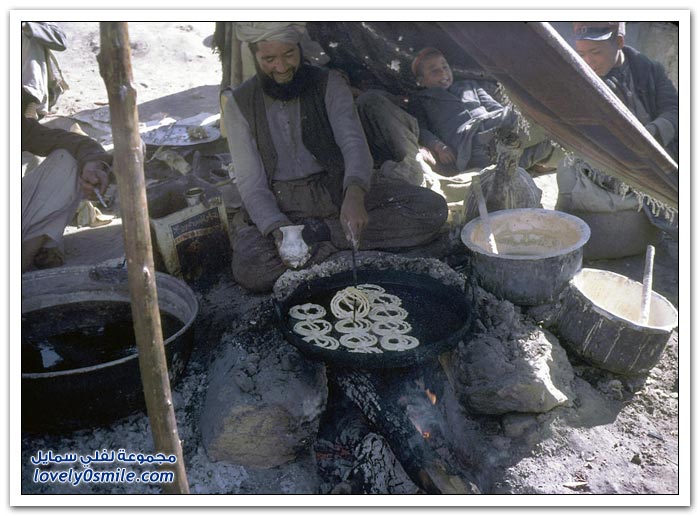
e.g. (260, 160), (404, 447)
(461, 208), (591, 306)
(21, 266), (198, 433)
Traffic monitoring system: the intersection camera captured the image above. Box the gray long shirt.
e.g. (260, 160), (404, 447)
(221, 70), (373, 236)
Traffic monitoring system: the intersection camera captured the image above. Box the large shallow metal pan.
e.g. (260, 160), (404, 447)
(273, 269), (474, 369)
(141, 123), (220, 147)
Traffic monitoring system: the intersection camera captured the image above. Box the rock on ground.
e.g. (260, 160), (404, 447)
(446, 288), (575, 415)
(200, 306), (328, 469)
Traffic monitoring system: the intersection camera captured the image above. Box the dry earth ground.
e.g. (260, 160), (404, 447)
(19, 21), (685, 499)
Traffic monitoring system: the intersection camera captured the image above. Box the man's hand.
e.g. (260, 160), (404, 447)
(340, 185), (368, 248)
(419, 146), (437, 166)
(645, 122), (664, 146)
(79, 161), (109, 200)
(431, 142), (456, 166)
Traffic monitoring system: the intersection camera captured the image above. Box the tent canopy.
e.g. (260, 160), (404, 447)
(212, 21), (679, 209)
(307, 21), (678, 209)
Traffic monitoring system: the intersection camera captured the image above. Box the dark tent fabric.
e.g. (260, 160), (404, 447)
(307, 21), (491, 95)
(218, 21), (679, 209)
(308, 21), (678, 209)
(437, 21), (678, 209)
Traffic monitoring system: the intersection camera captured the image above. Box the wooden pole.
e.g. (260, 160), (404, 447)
(230, 23), (243, 87)
(97, 22), (189, 494)
(472, 175), (499, 254)
(220, 22), (232, 91)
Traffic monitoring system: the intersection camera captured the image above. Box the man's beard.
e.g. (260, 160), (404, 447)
(256, 63), (313, 101)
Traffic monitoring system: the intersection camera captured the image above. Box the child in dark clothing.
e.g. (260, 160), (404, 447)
(408, 47), (554, 175)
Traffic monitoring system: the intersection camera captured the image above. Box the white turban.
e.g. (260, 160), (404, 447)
(234, 22), (329, 65)
(235, 22), (306, 44)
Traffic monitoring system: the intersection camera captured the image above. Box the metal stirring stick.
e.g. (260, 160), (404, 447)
(348, 227), (359, 321)
(93, 187), (109, 209)
(347, 224), (360, 287)
(351, 241), (359, 287)
(93, 160), (112, 209)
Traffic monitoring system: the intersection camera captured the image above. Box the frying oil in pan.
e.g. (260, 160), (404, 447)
(22, 301), (183, 373)
(302, 282), (464, 345)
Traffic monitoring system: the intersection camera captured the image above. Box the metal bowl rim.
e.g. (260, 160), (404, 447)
(21, 267), (198, 379)
(461, 208), (591, 260)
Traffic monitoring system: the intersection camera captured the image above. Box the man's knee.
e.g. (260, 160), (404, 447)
(355, 89), (389, 112)
(21, 235), (46, 273)
(397, 185), (449, 228)
(398, 186), (449, 244)
(423, 188), (449, 226)
(24, 149), (77, 179)
(229, 227), (285, 293)
(46, 149), (77, 168)
(230, 257), (278, 293)
(356, 90), (411, 126)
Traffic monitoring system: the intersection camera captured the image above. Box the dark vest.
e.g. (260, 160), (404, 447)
(228, 66), (345, 189)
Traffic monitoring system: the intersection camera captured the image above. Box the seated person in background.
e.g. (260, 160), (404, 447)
(22, 22), (68, 119)
(556, 22), (678, 242)
(572, 22), (678, 159)
(350, 71), (439, 190)
(407, 47), (555, 176)
(22, 112), (112, 272)
(221, 25), (448, 293)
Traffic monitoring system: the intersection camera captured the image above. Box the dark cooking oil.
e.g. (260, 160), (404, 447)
(21, 301), (183, 374)
(302, 282), (461, 345)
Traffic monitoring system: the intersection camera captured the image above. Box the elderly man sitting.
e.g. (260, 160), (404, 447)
(220, 25), (448, 293)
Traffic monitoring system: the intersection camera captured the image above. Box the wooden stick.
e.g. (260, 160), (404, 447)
(98, 22), (189, 494)
(230, 23), (243, 87)
(220, 23), (232, 91)
(640, 244), (656, 325)
(472, 175), (499, 254)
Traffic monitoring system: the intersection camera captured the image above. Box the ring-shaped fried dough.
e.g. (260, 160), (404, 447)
(357, 284), (385, 298)
(348, 346), (383, 354)
(371, 319), (412, 335)
(293, 318), (332, 336)
(330, 287), (371, 319)
(289, 303), (326, 320)
(370, 293), (402, 307)
(334, 317), (372, 334)
(303, 334), (340, 350)
(292, 285), (420, 355)
(369, 305), (408, 321)
(358, 283), (385, 292)
(380, 334), (420, 351)
(339, 332), (378, 349)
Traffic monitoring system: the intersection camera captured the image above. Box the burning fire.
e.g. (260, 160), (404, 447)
(405, 381), (441, 440)
(413, 389), (438, 439)
(413, 421), (431, 440)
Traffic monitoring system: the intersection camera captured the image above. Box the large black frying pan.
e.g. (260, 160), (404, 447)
(273, 269), (474, 369)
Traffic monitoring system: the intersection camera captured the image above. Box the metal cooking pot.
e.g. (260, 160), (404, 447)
(273, 269), (475, 369)
(21, 266), (198, 433)
(461, 208), (590, 305)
